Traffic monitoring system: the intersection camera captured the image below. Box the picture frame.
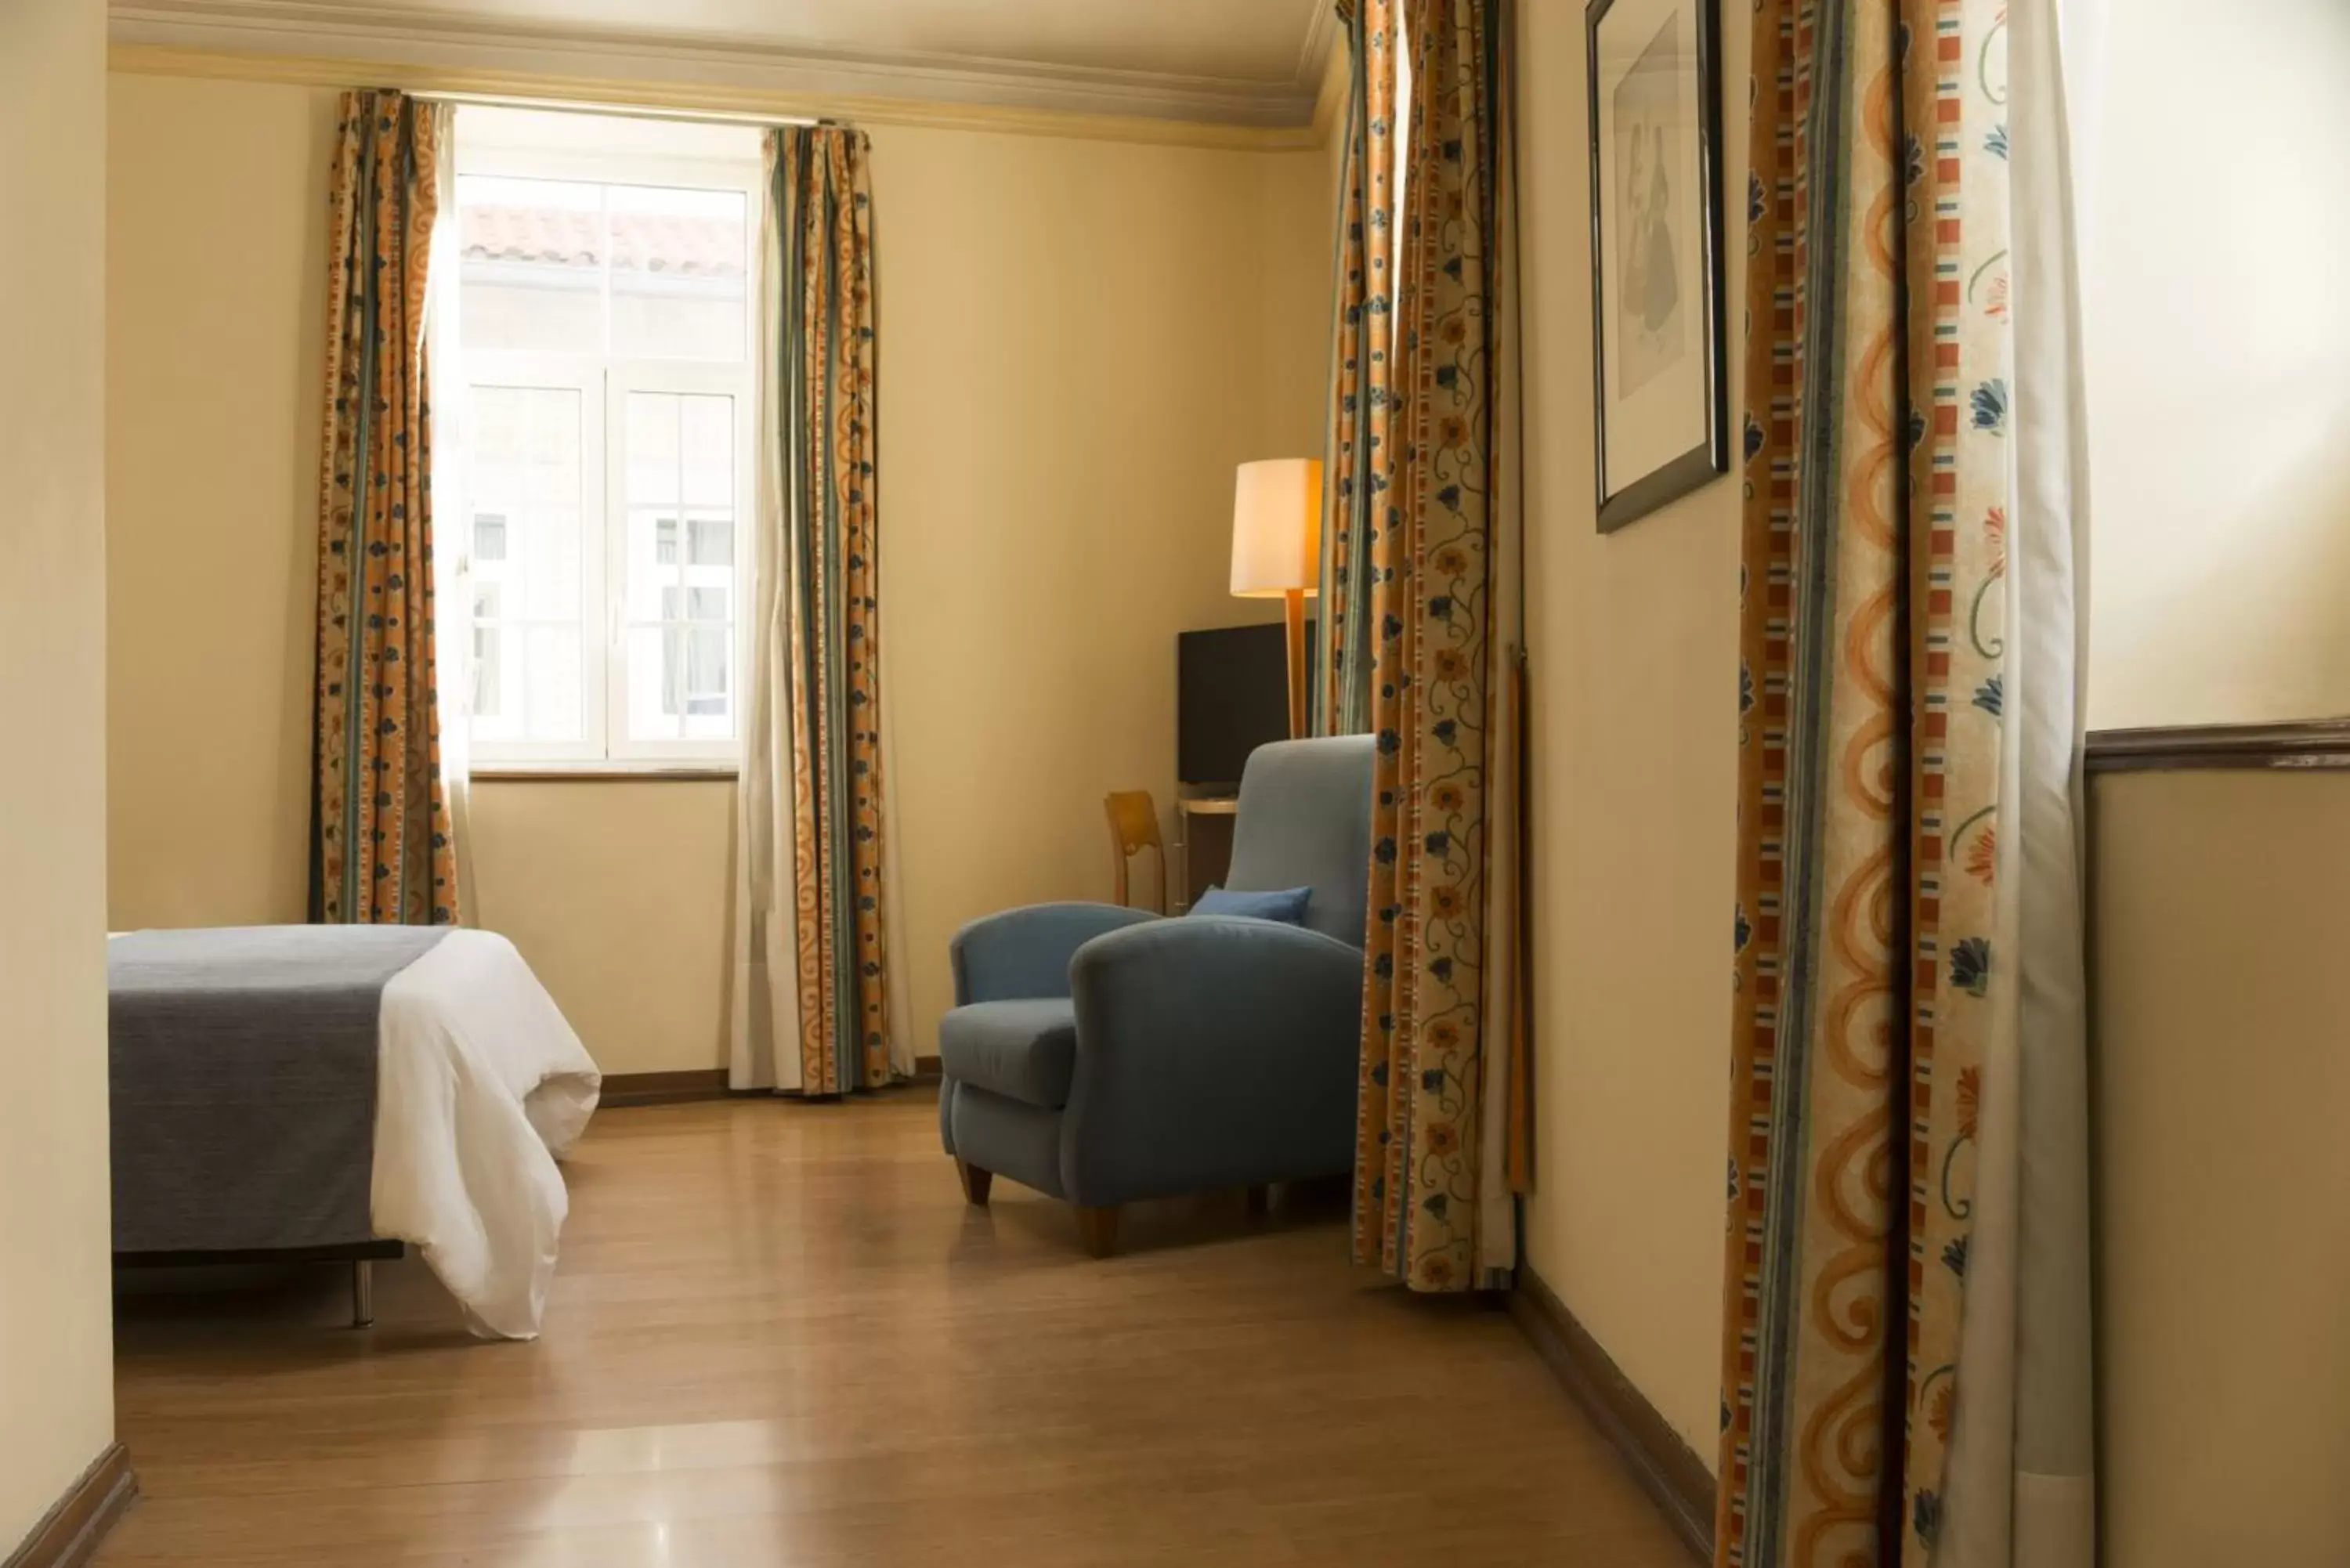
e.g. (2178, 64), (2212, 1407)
(1586, 0), (1728, 533)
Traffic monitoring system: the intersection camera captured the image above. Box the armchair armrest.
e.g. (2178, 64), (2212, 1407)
(1061, 916), (1365, 1206)
(950, 902), (1160, 1005)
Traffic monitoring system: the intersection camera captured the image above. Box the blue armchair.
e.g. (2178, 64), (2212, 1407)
(938, 735), (1375, 1255)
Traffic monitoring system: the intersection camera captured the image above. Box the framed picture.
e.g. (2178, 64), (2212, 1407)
(1586, 0), (1728, 533)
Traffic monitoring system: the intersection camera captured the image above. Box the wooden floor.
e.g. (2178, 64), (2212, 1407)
(102, 1092), (1693, 1566)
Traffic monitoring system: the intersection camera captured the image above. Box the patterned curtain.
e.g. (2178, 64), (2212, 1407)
(1715, 2), (2095, 1565)
(731, 125), (897, 1097)
(311, 90), (457, 927)
(1314, 0), (1386, 739)
(1349, 0), (1511, 1292)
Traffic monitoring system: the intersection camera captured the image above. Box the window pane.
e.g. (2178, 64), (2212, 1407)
(620, 388), (739, 745)
(520, 625), (585, 741)
(472, 633), (501, 717)
(685, 625), (729, 717)
(656, 585), (732, 625)
(470, 624), (587, 742)
(680, 393), (733, 505)
(688, 517), (732, 566)
(468, 384), (587, 743)
(608, 185), (748, 363)
(627, 392), (682, 506)
(625, 625), (734, 739)
(457, 175), (605, 355)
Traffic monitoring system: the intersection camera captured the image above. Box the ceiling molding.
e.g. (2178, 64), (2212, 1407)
(107, 43), (1336, 151)
(1294, 1), (1343, 97)
(1307, 20), (1350, 148)
(109, 0), (1338, 139)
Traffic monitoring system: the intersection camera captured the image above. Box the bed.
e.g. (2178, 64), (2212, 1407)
(107, 926), (601, 1340)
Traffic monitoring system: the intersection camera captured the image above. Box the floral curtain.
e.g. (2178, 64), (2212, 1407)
(1349, 0), (1514, 1293)
(311, 89), (458, 927)
(731, 125), (904, 1097)
(1314, 0), (1389, 739)
(1714, 2), (2095, 1564)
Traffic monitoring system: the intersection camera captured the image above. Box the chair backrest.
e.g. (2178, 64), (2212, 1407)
(1102, 790), (1164, 912)
(1224, 735), (1376, 947)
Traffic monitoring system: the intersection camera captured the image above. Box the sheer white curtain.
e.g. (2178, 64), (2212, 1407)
(1473, 20), (1524, 1279)
(425, 100), (477, 921)
(1940, 3), (2102, 1563)
(728, 157), (806, 1092)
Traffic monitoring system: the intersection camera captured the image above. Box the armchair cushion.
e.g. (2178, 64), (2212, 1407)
(1186, 885), (1311, 924)
(938, 999), (1080, 1109)
(949, 902), (1159, 1004)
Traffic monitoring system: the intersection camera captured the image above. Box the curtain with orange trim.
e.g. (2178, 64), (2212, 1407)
(1314, 0), (1385, 739)
(731, 125), (906, 1097)
(310, 90), (459, 927)
(1714, 2), (2095, 1563)
(1348, 0), (1519, 1292)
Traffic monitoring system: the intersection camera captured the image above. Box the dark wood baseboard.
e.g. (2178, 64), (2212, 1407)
(2085, 719), (2350, 774)
(598, 1069), (734, 1108)
(602, 1064), (939, 1107)
(1508, 1266), (1713, 1562)
(4, 1444), (136, 1568)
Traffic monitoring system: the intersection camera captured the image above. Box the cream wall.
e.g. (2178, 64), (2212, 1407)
(466, 782), (738, 1074)
(2082, 0), (2350, 728)
(1514, 2), (1745, 1461)
(105, 70), (1332, 1075)
(2091, 769), (2350, 1567)
(2080, 5), (2350, 1560)
(0, 0), (118, 1548)
(107, 76), (333, 928)
(875, 121), (1324, 1048)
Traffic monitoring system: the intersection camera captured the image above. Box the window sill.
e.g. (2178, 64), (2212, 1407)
(471, 763), (738, 783)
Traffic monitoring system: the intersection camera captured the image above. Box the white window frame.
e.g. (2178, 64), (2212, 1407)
(454, 132), (761, 771)
(463, 363), (604, 764)
(602, 360), (755, 764)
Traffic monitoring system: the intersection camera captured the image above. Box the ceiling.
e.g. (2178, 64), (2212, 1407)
(111, 0), (1341, 128)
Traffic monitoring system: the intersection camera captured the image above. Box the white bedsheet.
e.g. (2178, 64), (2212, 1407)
(373, 930), (601, 1339)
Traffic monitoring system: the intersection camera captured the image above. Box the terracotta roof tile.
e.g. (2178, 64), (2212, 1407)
(461, 204), (746, 279)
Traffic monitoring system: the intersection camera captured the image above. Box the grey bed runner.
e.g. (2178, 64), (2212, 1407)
(109, 925), (450, 1255)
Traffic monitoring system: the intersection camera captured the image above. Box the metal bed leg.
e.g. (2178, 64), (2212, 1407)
(351, 1259), (374, 1329)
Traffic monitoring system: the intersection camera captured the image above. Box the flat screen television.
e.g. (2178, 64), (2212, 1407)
(1177, 621), (1318, 789)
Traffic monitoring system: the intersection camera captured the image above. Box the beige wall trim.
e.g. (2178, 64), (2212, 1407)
(1508, 1268), (1712, 1563)
(2, 1446), (136, 1568)
(2085, 720), (2350, 775)
(107, 39), (1332, 150)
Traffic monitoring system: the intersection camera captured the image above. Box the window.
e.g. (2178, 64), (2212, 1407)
(450, 109), (761, 767)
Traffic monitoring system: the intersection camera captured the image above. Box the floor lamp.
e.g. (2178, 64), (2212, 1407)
(1229, 458), (1323, 739)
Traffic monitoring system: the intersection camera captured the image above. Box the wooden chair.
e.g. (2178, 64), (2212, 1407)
(1102, 791), (1166, 914)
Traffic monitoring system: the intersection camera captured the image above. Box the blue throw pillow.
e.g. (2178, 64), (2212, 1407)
(1188, 885), (1312, 925)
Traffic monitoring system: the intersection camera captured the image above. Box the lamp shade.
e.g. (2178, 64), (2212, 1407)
(1229, 458), (1323, 598)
